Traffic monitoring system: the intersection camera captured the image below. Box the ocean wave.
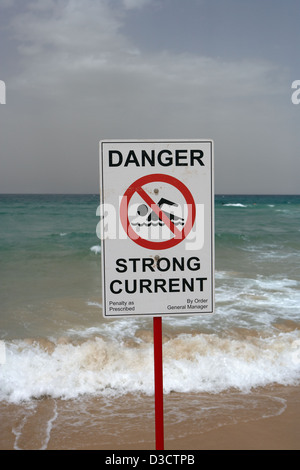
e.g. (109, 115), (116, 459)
(215, 274), (300, 326)
(1, 330), (299, 403)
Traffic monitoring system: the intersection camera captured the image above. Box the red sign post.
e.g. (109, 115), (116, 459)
(153, 316), (164, 450)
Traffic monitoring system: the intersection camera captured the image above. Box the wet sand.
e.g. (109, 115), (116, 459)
(169, 385), (300, 450)
(1, 383), (299, 450)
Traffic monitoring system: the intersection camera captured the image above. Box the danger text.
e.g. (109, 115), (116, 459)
(108, 149), (205, 167)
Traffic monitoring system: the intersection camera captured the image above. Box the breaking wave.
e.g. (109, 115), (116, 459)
(1, 328), (299, 403)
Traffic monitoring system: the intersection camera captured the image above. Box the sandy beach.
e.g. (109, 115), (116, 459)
(1, 383), (299, 450)
(169, 385), (300, 451)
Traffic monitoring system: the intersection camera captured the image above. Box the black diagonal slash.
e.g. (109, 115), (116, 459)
(135, 185), (183, 239)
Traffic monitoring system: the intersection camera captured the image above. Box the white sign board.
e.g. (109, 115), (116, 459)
(99, 140), (214, 317)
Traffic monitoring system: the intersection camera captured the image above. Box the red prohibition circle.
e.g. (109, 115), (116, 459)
(120, 173), (196, 250)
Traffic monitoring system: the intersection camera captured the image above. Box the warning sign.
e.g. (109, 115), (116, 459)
(99, 140), (214, 317)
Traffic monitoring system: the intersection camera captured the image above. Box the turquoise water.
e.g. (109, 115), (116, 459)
(0, 195), (101, 332)
(0, 194), (300, 401)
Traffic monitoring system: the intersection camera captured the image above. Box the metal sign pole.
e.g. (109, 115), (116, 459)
(153, 316), (164, 450)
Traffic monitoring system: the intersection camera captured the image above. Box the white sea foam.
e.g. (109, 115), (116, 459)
(1, 329), (299, 403)
(215, 274), (300, 323)
(12, 400), (58, 450)
(40, 401), (58, 450)
(90, 245), (101, 254)
(223, 203), (247, 207)
(87, 301), (102, 308)
(12, 402), (37, 450)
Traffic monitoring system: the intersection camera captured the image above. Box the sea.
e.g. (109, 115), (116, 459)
(0, 193), (299, 450)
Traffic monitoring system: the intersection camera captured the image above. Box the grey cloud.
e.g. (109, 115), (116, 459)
(0, 0), (298, 194)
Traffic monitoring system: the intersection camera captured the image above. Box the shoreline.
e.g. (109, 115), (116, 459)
(1, 384), (299, 450)
(167, 385), (300, 450)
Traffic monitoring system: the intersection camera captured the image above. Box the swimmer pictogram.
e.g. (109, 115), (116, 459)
(120, 173), (196, 250)
(132, 198), (185, 227)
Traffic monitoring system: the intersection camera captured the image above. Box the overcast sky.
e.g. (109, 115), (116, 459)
(0, 0), (299, 194)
